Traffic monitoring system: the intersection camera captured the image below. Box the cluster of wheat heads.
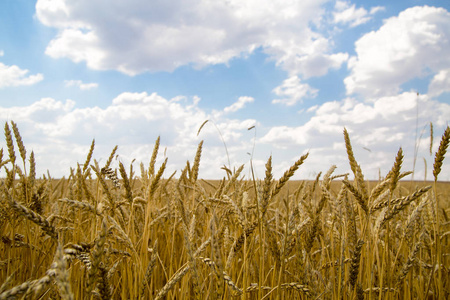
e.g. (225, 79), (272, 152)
(0, 121), (449, 299)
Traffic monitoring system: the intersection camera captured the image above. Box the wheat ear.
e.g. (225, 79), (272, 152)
(104, 145), (118, 170)
(11, 121), (26, 164)
(343, 179), (369, 215)
(260, 156), (273, 219)
(433, 126), (450, 181)
(148, 136), (160, 177)
(349, 239), (364, 288)
(191, 140), (203, 183)
(271, 153), (308, 199)
(148, 157), (167, 199)
(343, 128), (369, 202)
(389, 148), (403, 193)
(83, 139), (95, 174)
(140, 240), (158, 298)
(0, 281), (35, 300)
(281, 282), (312, 297)
(153, 238), (210, 300)
(2, 183), (57, 239)
(199, 257), (242, 295)
(28, 151), (36, 189)
(379, 186), (431, 228)
(225, 221), (257, 269)
(4, 122), (16, 165)
(97, 263), (112, 300)
(222, 164), (245, 195)
(53, 243), (74, 300)
(87, 218), (108, 293)
(119, 161), (133, 204)
(395, 236), (422, 289)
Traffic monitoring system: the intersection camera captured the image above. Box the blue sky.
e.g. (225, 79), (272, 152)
(1, 0), (450, 180)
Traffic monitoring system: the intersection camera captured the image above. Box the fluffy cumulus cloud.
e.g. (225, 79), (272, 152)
(428, 69), (450, 98)
(0, 61), (44, 88)
(0, 92), (257, 178)
(261, 93), (450, 180)
(64, 80), (99, 90)
(1, 91), (449, 180)
(35, 0), (346, 78)
(333, 0), (384, 27)
(272, 76), (318, 106)
(345, 6), (450, 97)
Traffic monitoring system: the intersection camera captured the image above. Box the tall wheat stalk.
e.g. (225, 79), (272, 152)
(1, 121), (448, 299)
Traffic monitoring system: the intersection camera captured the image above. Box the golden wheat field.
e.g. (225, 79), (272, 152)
(0, 121), (449, 300)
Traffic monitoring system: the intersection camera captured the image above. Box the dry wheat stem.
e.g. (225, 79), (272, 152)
(2, 121), (449, 299)
(140, 240), (158, 298)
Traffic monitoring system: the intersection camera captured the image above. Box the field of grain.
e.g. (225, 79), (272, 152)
(0, 121), (449, 299)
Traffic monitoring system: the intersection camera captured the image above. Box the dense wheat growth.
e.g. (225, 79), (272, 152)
(0, 121), (449, 299)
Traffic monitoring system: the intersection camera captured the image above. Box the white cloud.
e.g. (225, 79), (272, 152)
(333, 1), (384, 28)
(345, 6), (450, 97)
(261, 92), (450, 180)
(370, 6), (385, 15)
(0, 92), (257, 179)
(1, 91), (448, 180)
(264, 34), (348, 78)
(64, 79), (99, 90)
(223, 96), (254, 114)
(36, 0), (345, 78)
(272, 76), (318, 106)
(0, 62), (44, 88)
(428, 69), (450, 97)
(0, 50), (4, 57)
(260, 126), (308, 147)
(45, 29), (106, 69)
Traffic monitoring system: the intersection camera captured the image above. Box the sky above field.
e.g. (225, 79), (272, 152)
(1, 0), (450, 181)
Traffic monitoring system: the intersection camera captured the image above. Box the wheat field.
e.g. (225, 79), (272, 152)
(0, 121), (449, 299)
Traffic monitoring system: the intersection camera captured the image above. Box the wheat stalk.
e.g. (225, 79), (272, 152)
(140, 240), (158, 298)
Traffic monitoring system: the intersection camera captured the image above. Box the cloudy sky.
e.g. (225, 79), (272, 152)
(1, 0), (449, 181)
